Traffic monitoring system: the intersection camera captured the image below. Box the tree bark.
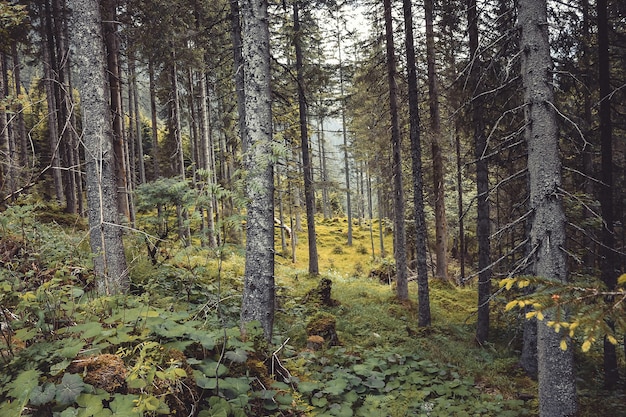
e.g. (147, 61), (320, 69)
(425, 0), (448, 281)
(239, 0), (275, 341)
(67, 0), (129, 295)
(468, 0), (491, 345)
(293, 0), (319, 276)
(402, 0), (430, 326)
(148, 60), (160, 180)
(596, 0), (619, 390)
(519, 0), (577, 413)
(383, 0), (408, 301)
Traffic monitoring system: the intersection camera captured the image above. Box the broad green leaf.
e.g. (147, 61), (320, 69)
(56, 373), (86, 405)
(29, 383), (56, 406)
(297, 381), (320, 394)
(224, 348), (248, 363)
(8, 369), (40, 403)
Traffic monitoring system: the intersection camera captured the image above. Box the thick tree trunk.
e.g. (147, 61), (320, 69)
(383, 0), (408, 301)
(519, 0), (577, 414)
(293, 1), (319, 276)
(68, 0), (129, 295)
(239, 0), (275, 341)
(403, 0), (430, 326)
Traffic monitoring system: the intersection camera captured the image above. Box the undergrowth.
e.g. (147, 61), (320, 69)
(0, 204), (623, 416)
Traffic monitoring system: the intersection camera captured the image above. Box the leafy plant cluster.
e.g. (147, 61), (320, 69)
(287, 348), (530, 417)
(0, 203), (302, 417)
(500, 275), (626, 352)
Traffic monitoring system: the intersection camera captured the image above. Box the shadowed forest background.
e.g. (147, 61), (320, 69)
(0, 0), (625, 416)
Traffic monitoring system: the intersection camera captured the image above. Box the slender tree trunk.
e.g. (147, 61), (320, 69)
(403, 0), (431, 325)
(128, 53), (146, 185)
(0, 53), (8, 194)
(377, 176), (386, 258)
(519, 0), (577, 413)
(239, 0), (275, 341)
(596, 0), (619, 390)
(468, 0), (491, 344)
(293, 1), (319, 276)
(11, 45), (28, 170)
(68, 0), (128, 295)
(384, 0), (408, 301)
(148, 60), (160, 180)
(424, 0), (448, 281)
(199, 71), (218, 248)
(41, 0), (64, 205)
(230, 0), (247, 152)
(337, 27), (353, 245)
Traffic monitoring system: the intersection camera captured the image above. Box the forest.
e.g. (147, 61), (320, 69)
(0, 0), (625, 416)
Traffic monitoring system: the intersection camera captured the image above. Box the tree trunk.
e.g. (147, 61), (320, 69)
(148, 60), (160, 180)
(41, 0), (64, 205)
(199, 71), (218, 248)
(293, 1), (319, 276)
(0, 53), (8, 194)
(519, 0), (577, 413)
(67, 0), (129, 295)
(403, 0), (431, 326)
(383, 0), (408, 301)
(336, 32), (352, 244)
(596, 0), (619, 390)
(424, 0), (448, 281)
(468, 0), (491, 345)
(239, 0), (275, 341)
(230, 0), (247, 152)
(11, 44), (28, 170)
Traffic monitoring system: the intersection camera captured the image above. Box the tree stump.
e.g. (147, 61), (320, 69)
(306, 312), (340, 348)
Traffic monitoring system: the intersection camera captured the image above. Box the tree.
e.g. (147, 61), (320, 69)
(424, 0), (448, 281)
(67, 0), (129, 295)
(519, 0), (577, 413)
(402, 0), (430, 325)
(596, 0), (619, 389)
(239, 0), (275, 341)
(468, 0), (491, 345)
(293, 0), (319, 276)
(383, 0), (408, 301)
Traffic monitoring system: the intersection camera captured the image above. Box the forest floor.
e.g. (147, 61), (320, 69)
(0, 206), (624, 416)
(273, 217), (625, 416)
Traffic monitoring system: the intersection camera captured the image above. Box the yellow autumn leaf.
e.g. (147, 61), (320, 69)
(607, 335), (617, 345)
(505, 280), (515, 290)
(505, 300), (519, 311)
(554, 323), (561, 333)
(618, 274), (626, 286)
(518, 280), (530, 289)
(560, 339), (568, 351)
(525, 311), (537, 319)
(581, 340), (592, 352)
(499, 278), (512, 288)
(536, 311), (544, 321)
